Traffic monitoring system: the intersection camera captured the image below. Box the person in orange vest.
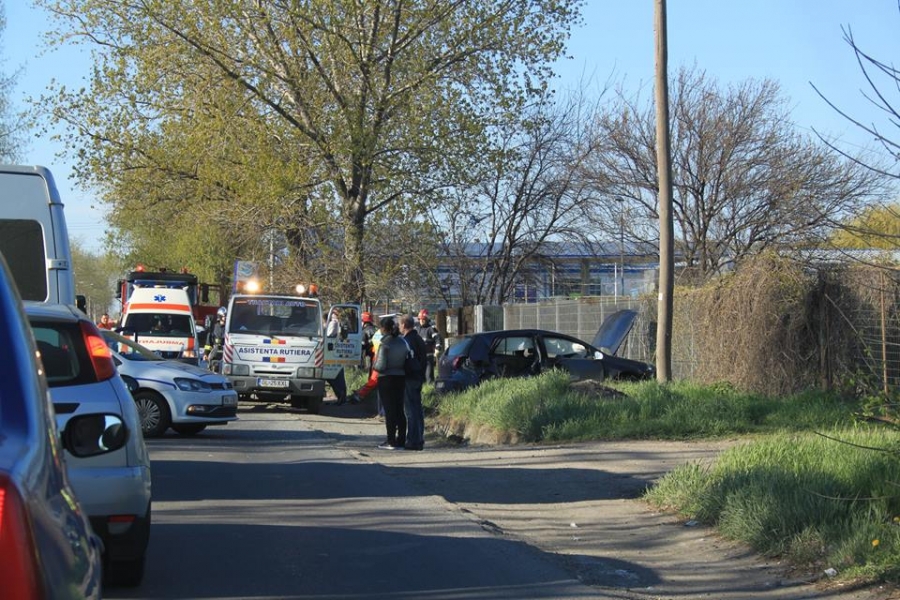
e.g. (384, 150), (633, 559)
(346, 316), (383, 415)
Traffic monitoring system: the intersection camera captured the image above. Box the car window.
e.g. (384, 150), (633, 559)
(31, 323), (88, 386)
(0, 219), (47, 302)
(491, 336), (535, 357)
(445, 337), (473, 358)
(122, 313), (194, 336)
(543, 336), (589, 359)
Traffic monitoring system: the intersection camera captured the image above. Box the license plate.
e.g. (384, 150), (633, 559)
(435, 381), (445, 389)
(223, 395), (238, 406)
(259, 378), (290, 389)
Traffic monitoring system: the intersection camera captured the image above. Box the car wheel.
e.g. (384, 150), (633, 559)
(133, 391), (171, 438)
(107, 554), (146, 587)
(171, 423), (207, 436)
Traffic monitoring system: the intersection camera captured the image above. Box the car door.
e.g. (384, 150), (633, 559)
(323, 302), (362, 379)
(489, 334), (539, 378)
(541, 333), (607, 382)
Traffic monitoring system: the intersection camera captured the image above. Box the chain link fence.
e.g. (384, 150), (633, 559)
(437, 259), (900, 396)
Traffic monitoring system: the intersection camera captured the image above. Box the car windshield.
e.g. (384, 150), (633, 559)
(121, 312), (194, 337)
(102, 330), (165, 362)
(229, 297), (321, 336)
(445, 337), (473, 358)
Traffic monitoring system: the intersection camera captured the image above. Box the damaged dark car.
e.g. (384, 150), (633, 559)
(434, 309), (655, 395)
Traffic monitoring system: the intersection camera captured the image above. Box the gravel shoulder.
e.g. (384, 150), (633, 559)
(304, 400), (898, 600)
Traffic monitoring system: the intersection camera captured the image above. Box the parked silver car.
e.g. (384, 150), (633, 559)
(0, 252), (125, 598)
(25, 302), (153, 587)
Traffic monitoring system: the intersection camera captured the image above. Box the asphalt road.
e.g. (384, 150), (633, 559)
(108, 401), (898, 600)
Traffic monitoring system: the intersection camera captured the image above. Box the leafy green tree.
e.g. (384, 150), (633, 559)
(0, 1), (22, 161)
(35, 0), (583, 301)
(830, 204), (900, 249)
(70, 238), (118, 322)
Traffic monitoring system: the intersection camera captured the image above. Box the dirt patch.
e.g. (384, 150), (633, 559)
(569, 379), (628, 399)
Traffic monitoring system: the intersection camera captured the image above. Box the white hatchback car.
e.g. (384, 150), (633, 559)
(102, 330), (238, 437)
(25, 302), (152, 588)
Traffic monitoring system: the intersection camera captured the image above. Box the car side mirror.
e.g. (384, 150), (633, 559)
(61, 414), (128, 458)
(593, 351), (605, 360)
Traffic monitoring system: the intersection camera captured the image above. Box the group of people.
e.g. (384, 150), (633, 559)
(337, 309), (442, 451)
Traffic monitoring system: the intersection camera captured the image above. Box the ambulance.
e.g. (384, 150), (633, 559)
(119, 286), (201, 364)
(221, 292), (361, 414)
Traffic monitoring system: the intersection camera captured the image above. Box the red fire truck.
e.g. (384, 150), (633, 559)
(116, 265), (226, 326)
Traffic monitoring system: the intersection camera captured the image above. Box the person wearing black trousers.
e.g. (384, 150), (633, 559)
(372, 317), (407, 450)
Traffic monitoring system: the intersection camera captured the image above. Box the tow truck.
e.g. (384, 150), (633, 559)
(219, 281), (362, 413)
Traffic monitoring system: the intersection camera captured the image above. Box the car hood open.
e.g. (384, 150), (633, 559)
(592, 309), (638, 355)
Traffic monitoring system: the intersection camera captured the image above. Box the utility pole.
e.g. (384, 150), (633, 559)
(619, 197), (625, 299)
(655, 0), (674, 382)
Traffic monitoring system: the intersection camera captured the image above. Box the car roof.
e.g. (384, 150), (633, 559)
(23, 301), (84, 321)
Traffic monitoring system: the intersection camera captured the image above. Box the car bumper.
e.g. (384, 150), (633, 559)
(89, 500), (151, 562)
(67, 464), (152, 561)
(434, 378), (468, 394)
(166, 389), (239, 424)
(228, 375), (325, 398)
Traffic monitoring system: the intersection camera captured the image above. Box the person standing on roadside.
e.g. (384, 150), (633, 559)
(96, 313), (115, 330)
(361, 311), (377, 372)
(325, 308), (348, 405)
(416, 309), (442, 383)
(372, 316), (407, 449)
(400, 314), (426, 450)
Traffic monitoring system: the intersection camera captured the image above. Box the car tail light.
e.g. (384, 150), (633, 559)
(80, 321), (117, 381)
(0, 475), (43, 600)
(452, 356), (465, 371)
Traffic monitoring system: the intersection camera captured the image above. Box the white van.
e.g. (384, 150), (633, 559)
(119, 286), (201, 364)
(0, 165), (76, 305)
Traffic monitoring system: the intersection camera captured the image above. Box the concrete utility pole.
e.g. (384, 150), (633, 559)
(655, 0), (674, 381)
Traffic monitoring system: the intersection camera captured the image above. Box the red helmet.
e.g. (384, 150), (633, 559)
(361, 311), (373, 324)
(418, 309), (428, 320)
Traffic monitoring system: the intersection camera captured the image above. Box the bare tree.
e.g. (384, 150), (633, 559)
(430, 91), (604, 306)
(583, 66), (889, 280)
(811, 3), (900, 253)
(811, 5), (900, 179)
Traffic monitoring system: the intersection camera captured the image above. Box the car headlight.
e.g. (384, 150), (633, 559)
(225, 364), (250, 376)
(174, 377), (212, 392)
(296, 367), (316, 378)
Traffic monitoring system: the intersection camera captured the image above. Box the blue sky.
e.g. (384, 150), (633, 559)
(4, 1), (898, 252)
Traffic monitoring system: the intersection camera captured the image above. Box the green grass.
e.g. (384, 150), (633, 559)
(645, 428), (900, 583)
(431, 370), (859, 442)
(430, 370), (900, 583)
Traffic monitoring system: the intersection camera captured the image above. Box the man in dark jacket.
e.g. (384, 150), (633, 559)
(400, 314), (427, 450)
(203, 307), (227, 371)
(361, 311), (377, 372)
(415, 309), (442, 383)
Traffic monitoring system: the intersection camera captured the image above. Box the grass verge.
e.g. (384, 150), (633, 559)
(645, 428), (900, 583)
(428, 370), (900, 583)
